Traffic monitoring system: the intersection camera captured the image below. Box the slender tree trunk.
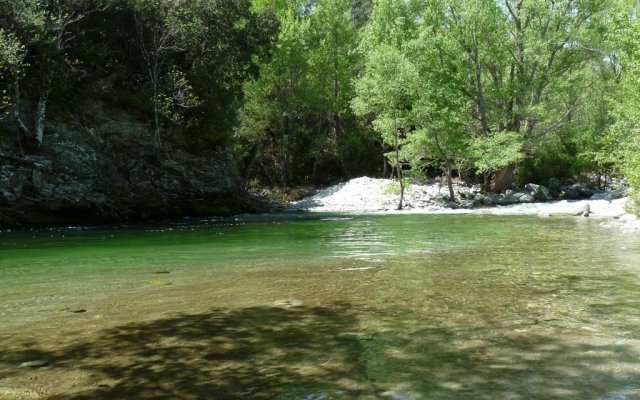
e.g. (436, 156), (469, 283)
(241, 142), (261, 186)
(393, 110), (403, 210)
(282, 151), (290, 185)
(34, 70), (54, 147)
(446, 160), (455, 202)
(282, 118), (293, 185)
(312, 159), (318, 183)
(153, 98), (161, 150)
(151, 57), (162, 152)
(471, 35), (490, 134)
(397, 168), (404, 210)
(331, 55), (340, 140)
(11, 78), (31, 154)
(380, 140), (388, 178)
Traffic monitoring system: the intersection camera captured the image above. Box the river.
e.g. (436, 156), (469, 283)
(1, 213), (640, 399)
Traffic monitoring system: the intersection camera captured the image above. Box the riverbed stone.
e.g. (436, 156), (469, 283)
(274, 299), (303, 308)
(526, 183), (551, 202)
(518, 193), (535, 203)
(19, 359), (50, 368)
(573, 202), (591, 216)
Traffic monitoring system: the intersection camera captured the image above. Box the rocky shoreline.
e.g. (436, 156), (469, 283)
(287, 177), (640, 231)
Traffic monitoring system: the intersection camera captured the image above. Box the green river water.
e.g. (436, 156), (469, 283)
(1, 213), (640, 399)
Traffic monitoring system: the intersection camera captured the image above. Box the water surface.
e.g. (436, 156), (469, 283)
(1, 214), (640, 399)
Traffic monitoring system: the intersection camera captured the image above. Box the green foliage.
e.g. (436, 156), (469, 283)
(157, 68), (201, 125)
(0, 29), (24, 118)
(0, 0), (636, 199)
(238, 0), (368, 185)
(469, 131), (524, 174)
(609, 60), (640, 210)
(352, 44), (418, 163)
(601, 1), (640, 211)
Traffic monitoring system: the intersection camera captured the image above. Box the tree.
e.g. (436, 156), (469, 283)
(605, 0), (640, 211)
(352, 44), (418, 209)
(237, 8), (313, 185)
(433, 0), (610, 191)
(306, 0), (359, 178)
(171, 0), (278, 141)
(1, 0), (95, 148)
(132, 0), (183, 150)
(405, 7), (473, 201)
(0, 29), (24, 121)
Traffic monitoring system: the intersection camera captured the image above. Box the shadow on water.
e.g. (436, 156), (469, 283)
(2, 299), (640, 399)
(2, 303), (372, 399)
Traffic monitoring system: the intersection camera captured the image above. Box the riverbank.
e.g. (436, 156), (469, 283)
(287, 177), (640, 231)
(0, 102), (270, 228)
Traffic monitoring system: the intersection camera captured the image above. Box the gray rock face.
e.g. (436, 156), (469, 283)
(0, 109), (258, 227)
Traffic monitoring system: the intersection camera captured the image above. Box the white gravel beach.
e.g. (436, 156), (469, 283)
(287, 177), (640, 231)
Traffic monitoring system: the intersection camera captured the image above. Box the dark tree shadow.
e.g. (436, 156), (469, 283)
(1, 303), (374, 399)
(2, 298), (640, 399)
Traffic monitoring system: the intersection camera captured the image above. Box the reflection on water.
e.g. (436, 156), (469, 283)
(329, 219), (393, 262)
(1, 214), (640, 399)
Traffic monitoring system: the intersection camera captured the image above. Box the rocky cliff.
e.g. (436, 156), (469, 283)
(0, 105), (260, 227)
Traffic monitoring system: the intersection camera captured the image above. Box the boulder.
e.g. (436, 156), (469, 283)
(518, 193), (535, 203)
(573, 202), (591, 217)
(561, 182), (594, 200)
(525, 183), (552, 202)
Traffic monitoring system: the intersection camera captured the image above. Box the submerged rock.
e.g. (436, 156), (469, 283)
(19, 359), (50, 368)
(273, 299), (303, 308)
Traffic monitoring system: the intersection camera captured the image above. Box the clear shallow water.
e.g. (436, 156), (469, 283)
(1, 213), (640, 399)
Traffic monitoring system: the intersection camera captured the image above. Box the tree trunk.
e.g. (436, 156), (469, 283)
(34, 71), (54, 147)
(11, 78), (31, 153)
(446, 160), (455, 202)
(282, 152), (289, 185)
(393, 110), (403, 210)
(240, 142), (261, 186)
(380, 140), (388, 178)
(153, 99), (161, 150)
(151, 60), (161, 152)
(397, 170), (404, 210)
(312, 159), (318, 183)
(282, 118), (293, 185)
(491, 164), (516, 193)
